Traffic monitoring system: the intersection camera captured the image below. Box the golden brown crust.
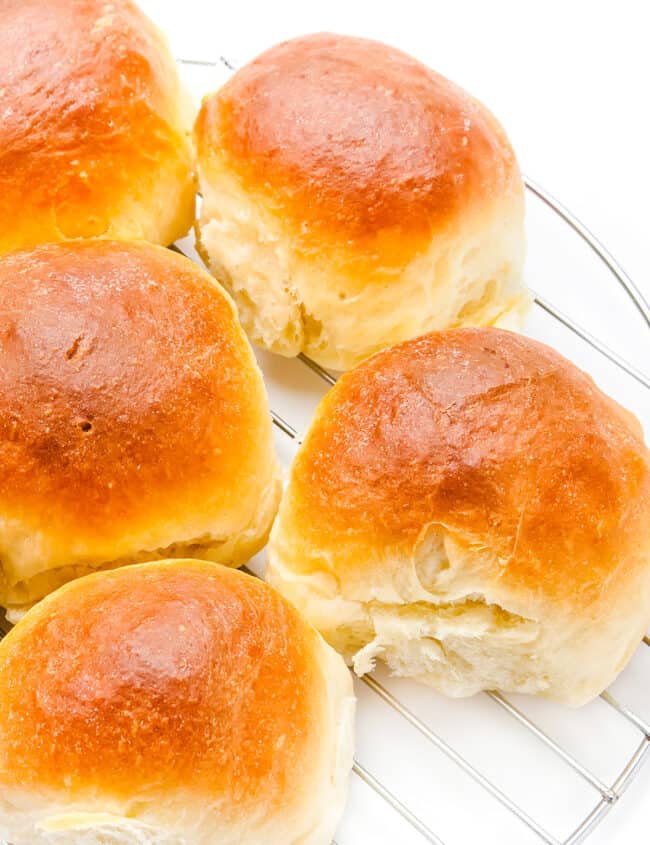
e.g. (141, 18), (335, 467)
(0, 560), (321, 804)
(196, 33), (521, 264)
(0, 0), (194, 253)
(0, 241), (275, 597)
(287, 328), (650, 608)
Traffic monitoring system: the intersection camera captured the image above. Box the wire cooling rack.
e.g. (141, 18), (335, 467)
(0, 54), (648, 845)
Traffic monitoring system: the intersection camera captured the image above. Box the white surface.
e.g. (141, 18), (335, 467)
(143, 2), (649, 843)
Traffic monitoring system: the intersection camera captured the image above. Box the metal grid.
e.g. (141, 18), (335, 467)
(0, 55), (647, 845)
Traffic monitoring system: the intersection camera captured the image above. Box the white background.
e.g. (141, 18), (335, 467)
(139, 2), (649, 843)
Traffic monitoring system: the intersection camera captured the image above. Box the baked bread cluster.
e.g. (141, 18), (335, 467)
(0, 3), (647, 843)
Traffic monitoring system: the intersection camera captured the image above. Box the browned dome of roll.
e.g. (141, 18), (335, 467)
(0, 0), (195, 254)
(0, 562), (319, 796)
(0, 560), (354, 844)
(0, 241), (280, 611)
(289, 329), (650, 605)
(196, 32), (519, 254)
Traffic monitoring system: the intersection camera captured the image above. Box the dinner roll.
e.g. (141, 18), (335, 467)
(194, 33), (528, 370)
(267, 328), (650, 706)
(0, 0), (194, 254)
(0, 241), (281, 616)
(0, 559), (355, 845)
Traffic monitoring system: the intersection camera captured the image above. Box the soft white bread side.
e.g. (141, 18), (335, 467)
(267, 328), (650, 706)
(0, 560), (355, 845)
(195, 33), (528, 370)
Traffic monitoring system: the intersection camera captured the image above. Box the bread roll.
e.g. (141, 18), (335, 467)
(267, 328), (650, 706)
(0, 0), (195, 254)
(0, 240), (281, 616)
(0, 559), (355, 845)
(194, 33), (528, 370)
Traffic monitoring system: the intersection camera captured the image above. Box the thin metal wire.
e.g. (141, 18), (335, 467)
(270, 409), (299, 440)
(561, 738), (650, 845)
(177, 57), (223, 67)
(565, 740), (650, 845)
(562, 799), (615, 845)
(600, 692), (650, 737)
(298, 352), (338, 385)
(611, 737), (650, 796)
(533, 295), (649, 388)
(485, 692), (614, 799)
(177, 56), (227, 67)
(363, 676), (561, 845)
(352, 760), (447, 845)
(523, 177), (650, 328)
